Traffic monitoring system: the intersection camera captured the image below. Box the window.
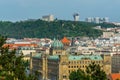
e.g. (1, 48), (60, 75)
(69, 70), (70, 73)
(63, 75), (67, 78)
(68, 66), (70, 68)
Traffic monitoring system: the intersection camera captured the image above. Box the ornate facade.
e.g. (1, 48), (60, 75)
(30, 39), (111, 80)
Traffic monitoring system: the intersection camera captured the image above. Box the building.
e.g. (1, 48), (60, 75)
(112, 54), (120, 73)
(73, 13), (79, 21)
(30, 39), (111, 80)
(102, 31), (115, 38)
(85, 17), (109, 23)
(94, 17), (100, 23)
(61, 37), (70, 46)
(42, 14), (54, 21)
(103, 17), (109, 23)
(85, 17), (94, 23)
(16, 46), (36, 61)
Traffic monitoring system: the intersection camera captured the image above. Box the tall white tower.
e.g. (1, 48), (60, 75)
(73, 13), (79, 21)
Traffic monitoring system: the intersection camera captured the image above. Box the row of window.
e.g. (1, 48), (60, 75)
(69, 61), (102, 64)
(68, 65), (87, 68)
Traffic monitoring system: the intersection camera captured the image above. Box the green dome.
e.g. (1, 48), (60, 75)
(51, 39), (64, 50)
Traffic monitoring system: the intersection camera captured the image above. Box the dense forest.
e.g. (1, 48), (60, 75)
(0, 19), (118, 39)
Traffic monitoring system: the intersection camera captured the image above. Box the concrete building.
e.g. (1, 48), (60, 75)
(103, 17), (109, 23)
(94, 17), (100, 23)
(30, 39), (111, 80)
(85, 17), (109, 23)
(42, 14), (54, 21)
(73, 13), (79, 21)
(16, 46), (36, 61)
(85, 17), (94, 23)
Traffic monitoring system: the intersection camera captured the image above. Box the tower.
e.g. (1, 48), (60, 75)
(73, 13), (80, 21)
(50, 38), (66, 55)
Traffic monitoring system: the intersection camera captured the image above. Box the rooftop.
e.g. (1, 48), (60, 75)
(110, 73), (120, 80)
(69, 55), (103, 60)
(32, 54), (103, 61)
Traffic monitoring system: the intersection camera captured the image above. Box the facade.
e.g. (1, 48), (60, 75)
(42, 14), (54, 21)
(16, 46), (36, 60)
(30, 39), (111, 80)
(102, 31), (115, 38)
(112, 54), (120, 73)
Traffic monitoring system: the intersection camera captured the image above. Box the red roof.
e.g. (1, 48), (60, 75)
(61, 37), (70, 43)
(3, 43), (38, 49)
(110, 73), (120, 80)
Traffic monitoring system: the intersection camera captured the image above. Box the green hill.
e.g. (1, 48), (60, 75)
(0, 19), (118, 39)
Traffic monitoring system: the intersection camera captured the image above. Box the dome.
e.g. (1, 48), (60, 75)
(51, 39), (64, 50)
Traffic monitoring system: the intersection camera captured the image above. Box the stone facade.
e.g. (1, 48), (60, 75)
(30, 39), (111, 80)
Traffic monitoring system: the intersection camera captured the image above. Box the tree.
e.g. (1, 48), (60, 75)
(69, 62), (107, 80)
(69, 69), (89, 80)
(0, 35), (37, 80)
(86, 62), (107, 80)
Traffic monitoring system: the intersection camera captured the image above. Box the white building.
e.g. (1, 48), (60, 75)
(85, 17), (94, 23)
(42, 14), (54, 21)
(73, 13), (80, 21)
(85, 17), (109, 23)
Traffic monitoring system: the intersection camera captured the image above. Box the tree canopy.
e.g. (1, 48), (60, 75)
(0, 35), (37, 80)
(0, 20), (117, 39)
(69, 62), (107, 80)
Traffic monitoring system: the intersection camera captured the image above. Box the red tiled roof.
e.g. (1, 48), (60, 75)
(110, 73), (120, 80)
(61, 37), (70, 43)
(3, 43), (38, 49)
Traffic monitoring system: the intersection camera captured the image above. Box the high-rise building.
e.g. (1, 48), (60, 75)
(103, 17), (109, 23)
(85, 17), (109, 23)
(73, 13), (80, 21)
(94, 17), (100, 23)
(85, 17), (94, 23)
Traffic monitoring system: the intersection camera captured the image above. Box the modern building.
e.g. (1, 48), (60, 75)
(103, 17), (109, 23)
(85, 17), (109, 23)
(16, 46), (36, 61)
(94, 17), (100, 23)
(85, 17), (94, 23)
(42, 14), (54, 21)
(73, 13), (79, 21)
(30, 39), (111, 80)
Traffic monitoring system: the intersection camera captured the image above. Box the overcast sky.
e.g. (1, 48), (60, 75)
(0, 0), (120, 22)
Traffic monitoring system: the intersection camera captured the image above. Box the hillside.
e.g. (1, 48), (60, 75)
(0, 19), (118, 39)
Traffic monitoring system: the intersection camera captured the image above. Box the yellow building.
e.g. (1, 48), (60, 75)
(30, 39), (111, 80)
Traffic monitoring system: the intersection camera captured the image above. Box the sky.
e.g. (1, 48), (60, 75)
(0, 0), (120, 22)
